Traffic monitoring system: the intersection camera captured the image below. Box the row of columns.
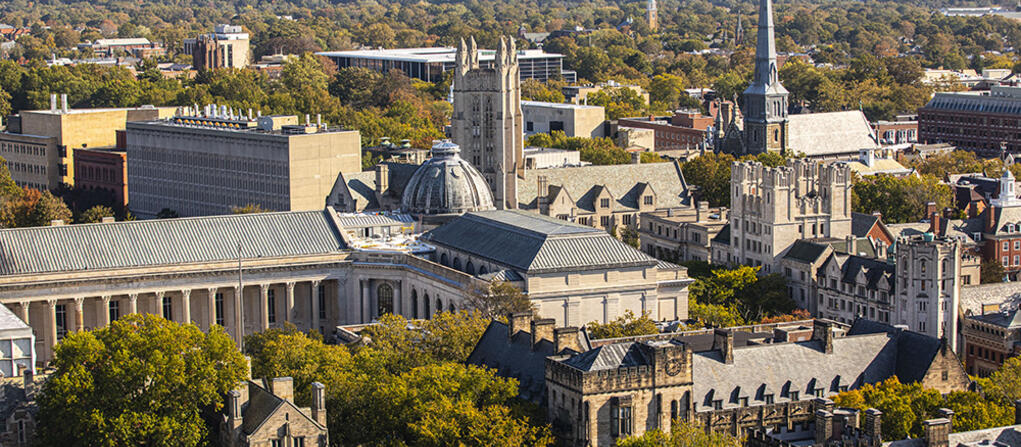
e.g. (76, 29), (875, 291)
(18, 279), (333, 364)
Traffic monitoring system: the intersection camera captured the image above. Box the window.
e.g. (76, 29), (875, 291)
(610, 397), (634, 437)
(377, 283), (394, 316)
(813, 388), (824, 398)
(1015, 255), (1020, 266)
(1016, 241), (1021, 250)
(1004, 241), (1010, 251)
(763, 394), (774, 404)
(318, 285), (327, 319)
(526, 121), (533, 132)
(267, 289), (276, 323)
(789, 391), (799, 401)
(109, 300), (120, 322)
(162, 296), (173, 320)
(739, 397), (749, 407)
(55, 304), (67, 340)
(644, 195), (653, 205)
(600, 216), (610, 227)
(712, 399), (723, 410)
(271, 440), (282, 447)
(1004, 256), (1010, 266)
(215, 293), (225, 326)
(600, 198), (610, 208)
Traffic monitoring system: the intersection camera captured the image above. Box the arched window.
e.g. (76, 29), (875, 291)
(411, 290), (419, 319)
(466, 261), (475, 275)
(448, 301), (455, 312)
(436, 298), (443, 315)
(377, 283), (394, 316)
(479, 265), (488, 275)
(453, 257), (462, 270)
(920, 260), (927, 276)
(440, 253), (449, 266)
(424, 294), (431, 318)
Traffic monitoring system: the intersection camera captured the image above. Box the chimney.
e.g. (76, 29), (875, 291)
(101, 216), (115, 223)
(922, 418), (950, 447)
(311, 382), (327, 427)
(227, 389), (243, 430)
(942, 207), (954, 219)
(537, 176), (549, 208)
(713, 328), (734, 364)
(530, 318), (554, 350)
(631, 151), (641, 164)
(872, 211), (882, 220)
(554, 327), (581, 353)
(22, 366), (32, 388)
(61, 93), (69, 113)
(508, 312), (532, 342)
(930, 209), (941, 235)
(697, 201), (709, 221)
(937, 408), (954, 431)
(375, 163), (389, 195)
(845, 234), (855, 254)
(925, 201), (937, 221)
(815, 410), (834, 444)
(270, 377), (294, 402)
(49, 94), (57, 112)
(813, 319), (835, 354)
(864, 408), (883, 444)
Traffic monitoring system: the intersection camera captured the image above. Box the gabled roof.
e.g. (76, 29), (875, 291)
(0, 210), (346, 276)
(851, 212), (880, 238)
(847, 319), (944, 383)
(422, 210), (658, 273)
(984, 204), (1021, 236)
(519, 161), (691, 211)
(787, 111), (878, 157)
(783, 240), (830, 264)
(712, 223), (731, 246)
(820, 254), (894, 291)
(241, 380), (326, 435)
(466, 320), (590, 404)
(561, 341), (652, 371)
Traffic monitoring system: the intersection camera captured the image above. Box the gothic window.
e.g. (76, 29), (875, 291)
(453, 257), (462, 270)
(436, 298), (443, 315)
(377, 283), (394, 316)
(466, 261), (476, 275)
(424, 293), (431, 318)
(440, 253), (449, 266)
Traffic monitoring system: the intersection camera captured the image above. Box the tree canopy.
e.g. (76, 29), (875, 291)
(586, 310), (659, 339)
(34, 314), (247, 447)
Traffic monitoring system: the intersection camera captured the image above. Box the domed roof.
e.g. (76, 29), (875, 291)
(401, 140), (495, 215)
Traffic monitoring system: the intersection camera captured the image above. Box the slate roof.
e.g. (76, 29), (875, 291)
(885, 425), (1021, 446)
(787, 111), (878, 157)
(959, 283), (1021, 316)
(712, 223), (731, 246)
(847, 319), (942, 383)
(477, 269), (524, 282)
(518, 161), (692, 211)
(334, 212), (413, 228)
(783, 240), (830, 264)
(923, 89), (1021, 117)
(330, 162), (421, 211)
(466, 320), (590, 404)
(693, 332), (897, 410)
(422, 210), (658, 273)
(984, 204), (1021, 236)
(851, 212), (880, 238)
(970, 308), (1021, 329)
(821, 254), (895, 291)
(0, 210), (347, 276)
(562, 342), (651, 371)
(240, 380), (326, 436)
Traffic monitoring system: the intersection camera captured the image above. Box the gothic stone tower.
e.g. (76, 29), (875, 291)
(647, 0), (659, 32)
(451, 36), (524, 210)
(742, 0), (789, 154)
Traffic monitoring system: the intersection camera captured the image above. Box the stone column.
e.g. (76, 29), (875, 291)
(181, 289), (192, 324)
(259, 284), (270, 330)
(155, 291), (165, 319)
(393, 282), (402, 317)
(73, 297), (85, 332)
(285, 282), (295, 324)
(46, 299), (57, 360)
(310, 280), (321, 333)
(128, 293), (138, 314)
(206, 287), (218, 330)
(17, 302), (29, 325)
(100, 296), (111, 326)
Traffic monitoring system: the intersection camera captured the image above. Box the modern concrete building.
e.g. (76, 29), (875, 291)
(522, 101), (605, 138)
(185, 24), (251, 71)
(1, 97), (174, 190)
(126, 107), (361, 217)
(317, 45), (574, 83)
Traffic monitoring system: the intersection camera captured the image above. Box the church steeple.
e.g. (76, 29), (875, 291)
(741, 0), (789, 154)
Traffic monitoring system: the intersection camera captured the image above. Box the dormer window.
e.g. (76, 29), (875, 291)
(1009, 224), (1016, 233)
(600, 198), (610, 208)
(643, 195), (653, 206)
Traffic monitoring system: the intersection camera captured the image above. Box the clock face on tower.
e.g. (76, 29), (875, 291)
(665, 358), (683, 376)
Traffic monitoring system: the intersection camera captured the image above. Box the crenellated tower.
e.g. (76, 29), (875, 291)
(451, 36), (524, 209)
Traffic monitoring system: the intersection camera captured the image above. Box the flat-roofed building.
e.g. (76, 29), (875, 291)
(185, 24), (250, 71)
(126, 106), (361, 217)
(73, 147), (128, 210)
(0, 96), (174, 190)
(316, 47), (575, 83)
(639, 202), (728, 263)
(522, 101), (605, 138)
(918, 85), (1021, 157)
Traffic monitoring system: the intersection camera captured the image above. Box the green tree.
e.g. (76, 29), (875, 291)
(617, 420), (742, 447)
(245, 324), (351, 407)
(689, 266), (795, 322)
(34, 314), (246, 447)
(465, 281), (534, 320)
(231, 203), (270, 214)
(978, 356), (1021, 406)
(586, 310), (659, 339)
(980, 259), (1007, 284)
(834, 378), (943, 440)
(852, 174), (953, 224)
(688, 300), (746, 328)
(942, 391), (1013, 432)
(681, 152), (735, 207)
(520, 78), (566, 103)
(586, 87), (646, 120)
(77, 205), (114, 223)
(620, 225), (640, 249)
(648, 73), (688, 110)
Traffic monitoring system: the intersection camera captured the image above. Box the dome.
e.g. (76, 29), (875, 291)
(401, 140), (495, 215)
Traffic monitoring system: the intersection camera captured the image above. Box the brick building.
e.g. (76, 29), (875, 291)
(962, 306), (1021, 377)
(617, 110), (711, 155)
(73, 147), (127, 210)
(917, 85), (1021, 157)
(982, 168), (1021, 279)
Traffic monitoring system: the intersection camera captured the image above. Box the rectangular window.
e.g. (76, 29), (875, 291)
(55, 304), (67, 340)
(644, 196), (653, 205)
(271, 441), (281, 447)
(600, 216), (610, 227)
(215, 293), (225, 326)
(764, 394), (774, 404)
(600, 198), (610, 208)
(162, 296), (172, 320)
(739, 397), (749, 407)
(814, 388), (824, 398)
(789, 391), (799, 401)
(267, 289), (276, 323)
(294, 438), (305, 447)
(109, 301), (120, 322)
(712, 400), (722, 410)
(318, 285), (327, 319)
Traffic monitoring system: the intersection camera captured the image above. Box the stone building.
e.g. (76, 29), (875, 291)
(186, 24), (250, 71)
(398, 140), (495, 224)
(638, 202), (728, 263)
(962, 306), (1021, 377)
(0, 372), (41, 447)
(422, 210), (692, 324)
(510, 318), (969, 446)
(718, 159), (853, 273)
(73, 147), (128, 210)
(0, 208), (689, 364)
(521, 101), (605, 138)
(126, 107), (361, 217)
(221, 377), (328, 447)
(450, 36), (524, 210)
(740, 0), (789, 154)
